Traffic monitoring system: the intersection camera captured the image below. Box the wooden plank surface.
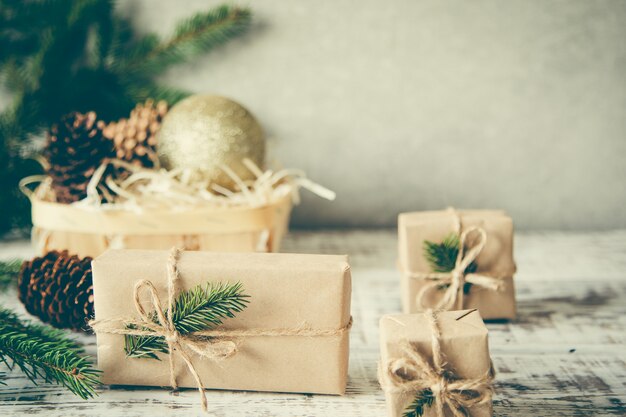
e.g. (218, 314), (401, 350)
(0, 230), (625, 416)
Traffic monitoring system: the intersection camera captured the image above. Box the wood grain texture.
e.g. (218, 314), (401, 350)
(1, 230), (625, 416)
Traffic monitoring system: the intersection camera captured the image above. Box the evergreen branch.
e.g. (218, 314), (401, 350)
(84, 0), (115, 68)
(423, 233), (477, 294)
(424, 234), (458, 273)
(0, 59), (38, 93)
(0, 306), (101, 399)
(125, 282), (249, 358)
(124, 329), (167, 360)
(122, 80), (190, 106)
(403, 389), (435, 417)
(174, 282), (249, 333)
(0, 0), (71, 68)
(0, 259), (22, 291)
(0, 1), (253, 234)
(423, 233), (478, 274)
(105, 14), (133, 64)
(66, 0), (103, 27)
(117, 5), (251, 77)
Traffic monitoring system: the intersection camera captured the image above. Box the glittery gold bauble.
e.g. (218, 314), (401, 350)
(157, 95), (265, 189)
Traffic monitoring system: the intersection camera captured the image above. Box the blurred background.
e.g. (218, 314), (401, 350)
(2, 0), (625, 232)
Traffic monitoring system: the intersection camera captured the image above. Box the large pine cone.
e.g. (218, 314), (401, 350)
(103, 99), (168, 168)
(45, 112), (114, 203)
(18, 251), (94, 331)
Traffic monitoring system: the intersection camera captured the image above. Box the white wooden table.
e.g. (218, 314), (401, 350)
(1, 230), (625, 416)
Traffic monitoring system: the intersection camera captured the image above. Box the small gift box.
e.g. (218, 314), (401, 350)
(379, 309), (495, 417)
(398, 209), (516, 320)
(90, 248), (352, 410)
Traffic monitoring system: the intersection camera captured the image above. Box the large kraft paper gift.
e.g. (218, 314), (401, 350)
(398, 209), (516, 320)
(29, 193), (292, 258)
(379, 309), (495, 417)
(91, 249), (352, 397)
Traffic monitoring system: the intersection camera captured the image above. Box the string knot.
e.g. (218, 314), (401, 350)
(165, 330), (180, 344)
(431, 378), (447, 395)
(450, 270), (463, 284)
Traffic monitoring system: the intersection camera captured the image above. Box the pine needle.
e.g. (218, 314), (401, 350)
(173, 282), (249, 333)
(0, 306), (101, 399)
(0, 259), (22, 291)
(125, 281), (249, 359)
(403, 388), (435, 417)
(116, 5), (251, 77)
(423, 233), (477, 294)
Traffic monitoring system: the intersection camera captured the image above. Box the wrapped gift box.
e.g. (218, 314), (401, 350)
(91, 249), (352, 394)
(379, 309), (494, 417)
(398, 209), (516, 320)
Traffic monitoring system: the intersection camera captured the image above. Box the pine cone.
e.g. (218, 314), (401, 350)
(45, 112), (114, 203)
(103, 99), (168, 168)
(18, 251), (94, 331)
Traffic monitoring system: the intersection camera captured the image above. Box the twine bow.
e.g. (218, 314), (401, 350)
(409, 226), (503, 311)
(90, 248), (231, 411)
(380, 310), (495, 417)
(89, 247), (352, 412)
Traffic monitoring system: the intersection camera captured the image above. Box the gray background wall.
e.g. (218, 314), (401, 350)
(127, 1), (625, 229)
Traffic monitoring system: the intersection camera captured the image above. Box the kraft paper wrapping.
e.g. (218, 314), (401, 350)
(31, 194), (292, 258)
(92, 249), (352, 395)
(379, 310), (492, 417)
(398, 210), (516, 320)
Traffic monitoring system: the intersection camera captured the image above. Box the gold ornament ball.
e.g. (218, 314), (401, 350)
(157, 95), (265, 189)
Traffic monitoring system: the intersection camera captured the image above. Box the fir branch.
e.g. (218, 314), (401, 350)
(122, 80), (190, 107)
(84, 1), (115, 68)
(0, 0), (71, 69)
(422, 234), (451, 272)
(125, 282), (249, 359)
(0, 259), (22, 291)
(173, 282), (249, 333)
(123, 329), (166, 360)
(423, 233), (477, 294)
(117, 5), (251, 77)
(0, 1), (253, 234)
(403, 389), (435, 417)
(0, 306), (101, 398)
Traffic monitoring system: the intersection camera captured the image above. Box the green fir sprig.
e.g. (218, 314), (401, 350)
(403, 388), (435, 417)
(423, 233), (478, 295)
(125, 282), (250, 359)
(0, 259), (22, 291)
(0, 306), (101, 398)
(120, 6), (251, 78)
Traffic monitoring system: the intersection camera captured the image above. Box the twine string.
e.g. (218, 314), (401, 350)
(89, 247), (352, 412)
(380, 310), (495, 417)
